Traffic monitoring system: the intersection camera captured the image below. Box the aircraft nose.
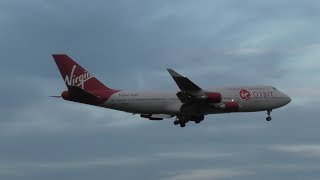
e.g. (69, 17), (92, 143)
(287, 96), (291, 103)
(285, 94), (291, 104)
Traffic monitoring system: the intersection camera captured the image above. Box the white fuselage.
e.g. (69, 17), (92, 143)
(100, 85), (291, 115)
(52, 54), (292, 126)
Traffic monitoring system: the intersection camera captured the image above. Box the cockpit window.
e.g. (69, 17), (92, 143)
(272, 87), (277, 90)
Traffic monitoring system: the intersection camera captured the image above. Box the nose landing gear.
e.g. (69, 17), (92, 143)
(266, 110), (272, 121)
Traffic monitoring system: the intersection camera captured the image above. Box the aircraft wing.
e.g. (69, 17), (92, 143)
(167, 69), (204, 96)
(168, 69), (209, 103)
(167, 69), (223, 105)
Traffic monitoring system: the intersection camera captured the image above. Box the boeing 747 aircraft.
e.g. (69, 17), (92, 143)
(52, 54), (291, 127)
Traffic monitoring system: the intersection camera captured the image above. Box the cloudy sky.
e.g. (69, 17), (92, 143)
(1, 0), (320, 179)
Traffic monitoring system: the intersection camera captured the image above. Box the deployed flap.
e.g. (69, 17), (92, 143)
(140, 114), (173, 120)
(167, 69), (203, 96)
(150, 114), (173, 119)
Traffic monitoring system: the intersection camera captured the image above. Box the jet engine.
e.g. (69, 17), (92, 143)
(220, 101), (239, 112)
(199, 92), (222, 103)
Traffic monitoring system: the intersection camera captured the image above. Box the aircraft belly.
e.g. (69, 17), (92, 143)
(103, 99), (180, 115)
(239, 99), (272, 112)
(130, 103), (166, 114)
(130, 102), (180, 114)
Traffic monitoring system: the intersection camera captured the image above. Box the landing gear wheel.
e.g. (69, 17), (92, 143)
(195, 120), (201, 124)
(266, 110), (272, 121)
(180, 123), (186, 128)
(173, 120), (180, 125)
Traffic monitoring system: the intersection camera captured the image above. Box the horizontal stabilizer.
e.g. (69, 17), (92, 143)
(67, 85), (103, 104)
(50, 95), (62, 98)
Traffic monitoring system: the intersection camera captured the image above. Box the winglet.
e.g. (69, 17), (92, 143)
(167, 69), (184, 78)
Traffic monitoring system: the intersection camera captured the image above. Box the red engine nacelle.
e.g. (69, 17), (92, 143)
(61, 91), (70, 100)
(221, 101), (239, 112)
(205, 92), (222, 103)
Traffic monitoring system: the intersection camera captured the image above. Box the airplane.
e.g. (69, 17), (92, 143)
(52, 54), (291, 128)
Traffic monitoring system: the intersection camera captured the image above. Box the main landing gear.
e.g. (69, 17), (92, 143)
(266, 110), (272, 121)
(173, 115), (204, 127)
(174, 117), (188, 128)
(174, 120), (186, 127)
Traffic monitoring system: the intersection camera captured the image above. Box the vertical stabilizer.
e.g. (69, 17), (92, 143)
(52, 54), (112, 92)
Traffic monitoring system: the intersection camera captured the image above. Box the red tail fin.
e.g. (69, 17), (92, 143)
(52, 54), (112, 92)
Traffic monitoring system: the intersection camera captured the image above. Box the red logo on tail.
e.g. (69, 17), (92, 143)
(240, 89), (251, 100)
